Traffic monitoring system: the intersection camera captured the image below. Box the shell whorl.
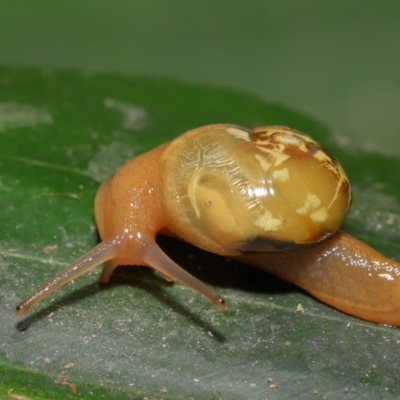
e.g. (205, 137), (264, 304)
(161, 124), (351, 255)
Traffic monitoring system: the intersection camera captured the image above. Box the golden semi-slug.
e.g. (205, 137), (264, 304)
(15, 124), (400, 326)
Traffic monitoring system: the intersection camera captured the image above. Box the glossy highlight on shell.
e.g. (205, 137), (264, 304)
(161, 124), (351, 253)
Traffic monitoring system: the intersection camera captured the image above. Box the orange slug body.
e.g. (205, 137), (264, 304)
(15, 124), (400, 326)
(241, 231), (400, 326)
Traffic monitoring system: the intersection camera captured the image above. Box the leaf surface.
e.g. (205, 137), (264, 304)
(1, 67), (400, 400)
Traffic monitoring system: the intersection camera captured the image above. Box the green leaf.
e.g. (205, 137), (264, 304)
(1, 67), (400, 400)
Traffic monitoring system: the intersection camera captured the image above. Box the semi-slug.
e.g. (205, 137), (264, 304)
(15, 124), (400, 325)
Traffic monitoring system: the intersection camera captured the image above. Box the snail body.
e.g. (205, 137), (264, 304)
(241, 231), (400, 326)
(16, 124), (400, 325)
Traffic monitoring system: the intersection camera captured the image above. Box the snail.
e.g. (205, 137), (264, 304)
(15, 124), (400, 326)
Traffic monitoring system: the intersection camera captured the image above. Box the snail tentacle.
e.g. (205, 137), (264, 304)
(16, 238), (121, 316)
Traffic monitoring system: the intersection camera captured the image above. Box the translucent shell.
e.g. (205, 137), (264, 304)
(161, 124), (351, 253)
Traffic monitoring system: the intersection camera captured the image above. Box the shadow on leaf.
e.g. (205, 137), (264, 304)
(15, 235), (298, 336)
